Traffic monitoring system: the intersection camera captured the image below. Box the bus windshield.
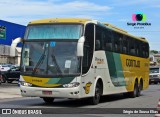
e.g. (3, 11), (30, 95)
(26, 24), (82, 39)
(21, 41), (80, 76)
(150, 68), (159, 73)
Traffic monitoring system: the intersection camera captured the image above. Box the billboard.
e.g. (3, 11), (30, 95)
(0, 20), (26, 47)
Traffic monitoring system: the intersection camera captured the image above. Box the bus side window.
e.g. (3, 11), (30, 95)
(104, 29), (113, 51)
(123, 46), (127, 54)
(122, 36), (128, 54)
(82, 23), (94, 74)
(105, 42), (112, 51)
(113, 32), (123, 53)
(114, 43), (118, 52)
(130, 48), (135, 55)
(141, 42), (149, 58)
(135, 40), (140, 57)
(95, 40), (101, 50)
(95, 26), (104, 51)
(145, 43), (149, 58)
(128, 37), (135, 56)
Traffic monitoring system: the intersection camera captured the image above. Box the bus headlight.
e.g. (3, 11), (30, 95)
(63, 82), (80, 88)
(20, 81), (32, 87)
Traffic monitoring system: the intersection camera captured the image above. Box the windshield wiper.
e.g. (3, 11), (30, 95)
(32, 43), (47, 74)
(51, 54), (63, 76)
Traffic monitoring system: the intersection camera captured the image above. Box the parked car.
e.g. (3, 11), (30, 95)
(1, 66), (20, 83)
(0, 65), (10, 72)
(149, 67), (160, 84)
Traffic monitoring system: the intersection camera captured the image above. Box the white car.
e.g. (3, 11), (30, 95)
(149, 67), (160, 84)
(0, 65), (10, 71)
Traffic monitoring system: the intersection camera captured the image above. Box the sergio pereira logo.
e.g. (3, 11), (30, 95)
(132, 13), (146, 22)
(127, 12), (151, 29)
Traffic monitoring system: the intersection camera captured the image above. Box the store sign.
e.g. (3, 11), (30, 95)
(0, 26), (6, 39)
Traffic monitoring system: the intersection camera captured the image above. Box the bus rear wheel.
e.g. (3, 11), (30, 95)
(90, 82), (102, 105)
(129, 81), (138, 98)
(138, 80), (143, 97)
(42, 97), (54, 104)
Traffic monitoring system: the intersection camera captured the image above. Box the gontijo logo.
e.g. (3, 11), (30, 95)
(132, 12), (146, 22)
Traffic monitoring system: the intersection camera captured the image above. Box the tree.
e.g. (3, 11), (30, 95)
(150, 50), (158, 54)
(157, 58), (160, 64)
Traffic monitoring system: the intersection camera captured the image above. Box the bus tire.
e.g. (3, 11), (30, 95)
(42, 97), (54, 104)
(90, 82), (102, 105)
(138, 80), (143, 97)
(129, 81), (138, 98)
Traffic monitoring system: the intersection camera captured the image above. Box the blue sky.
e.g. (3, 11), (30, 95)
(0, 0), (160, 50)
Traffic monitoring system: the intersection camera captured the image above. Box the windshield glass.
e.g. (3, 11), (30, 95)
(21, 41), (80, 76)
(150, 68), (159, 73)
(26, 24), (82, 39)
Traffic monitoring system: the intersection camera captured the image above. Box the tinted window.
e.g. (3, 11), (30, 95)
(122, 36), (128, 54)
(95, 26), (104, 50)
(135, 40), (141, 57)
(113, 32), (123, 53)
(82, 23), (94, 74)
(150, 68), (159, 73)
(104, 29), (113, 51)
(92, 25), (149, 58)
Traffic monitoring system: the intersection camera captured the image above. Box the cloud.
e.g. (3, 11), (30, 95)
(0, 0), (112, 25)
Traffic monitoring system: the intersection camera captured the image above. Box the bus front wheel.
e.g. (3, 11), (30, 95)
(42, 97), (54, 104)
(90, 82), (102, 105)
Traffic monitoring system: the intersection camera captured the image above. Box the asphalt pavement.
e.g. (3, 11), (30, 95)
(0, 82), (159, 117)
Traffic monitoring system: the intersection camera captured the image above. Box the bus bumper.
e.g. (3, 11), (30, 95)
(20, 86), (81, 99)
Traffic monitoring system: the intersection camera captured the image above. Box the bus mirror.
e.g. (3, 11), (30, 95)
(77, 36), (85, 57)
(10, 37), (23, 57)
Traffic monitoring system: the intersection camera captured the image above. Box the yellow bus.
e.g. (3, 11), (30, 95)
(11, 18), (149, 105)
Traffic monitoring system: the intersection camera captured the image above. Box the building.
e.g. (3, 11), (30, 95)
(0, 20), (26, 65)
(150, 53), (160, 66)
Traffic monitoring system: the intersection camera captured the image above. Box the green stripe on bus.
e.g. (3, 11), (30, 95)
(106, 51), (126, 86)
(46, 78), (61, 84)
(46, 77), (75, 85)
(57, 77), (75, 84)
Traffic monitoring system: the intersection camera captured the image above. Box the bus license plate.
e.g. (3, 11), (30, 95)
(42, 91), (52, 95)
